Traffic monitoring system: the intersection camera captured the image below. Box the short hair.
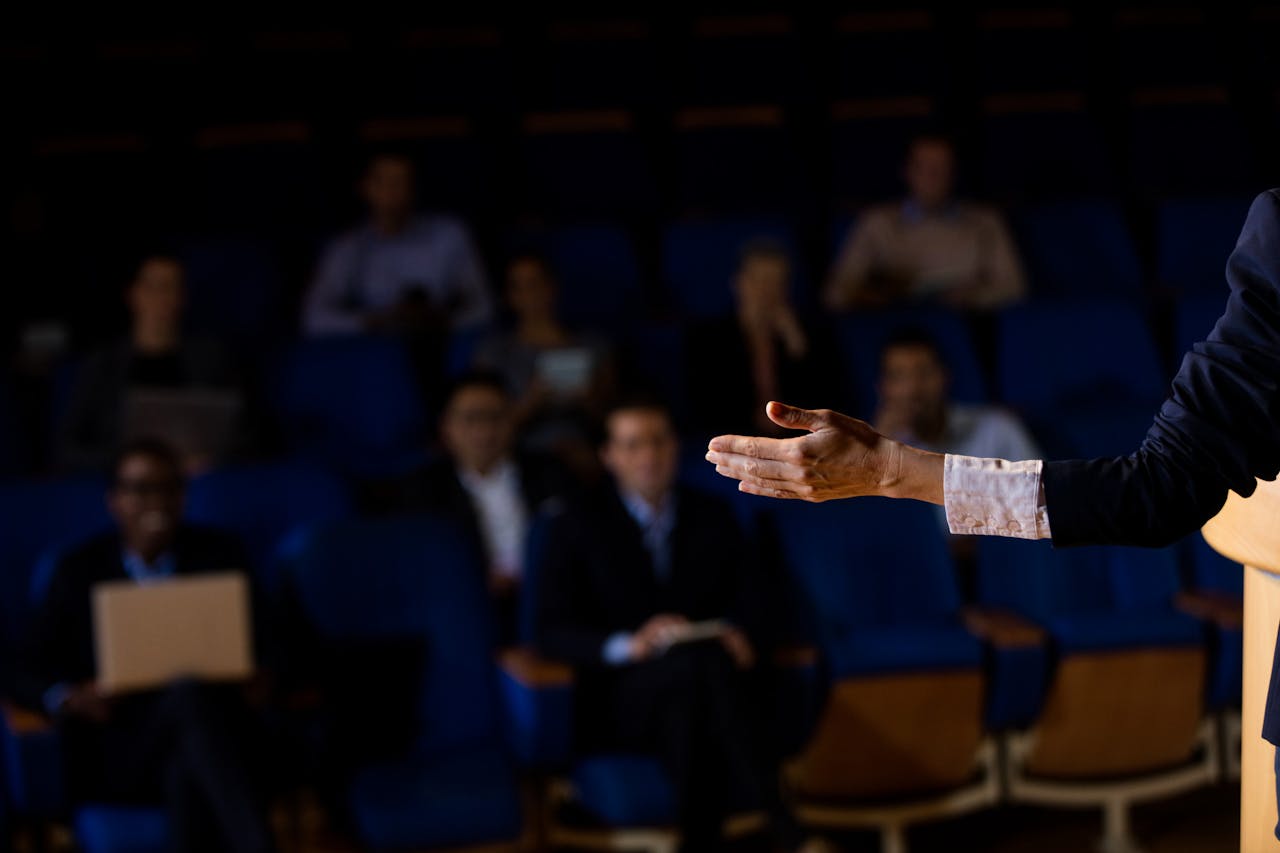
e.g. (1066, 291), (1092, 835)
(130, 253), (183, 282)
(110, 437), (184, 488)
(906, 133), (956, 159)
(441, 370), (511, 412)
(738, 236), (790, 270)
(879, 327), (947, 369)
(599, 392), (674, 445)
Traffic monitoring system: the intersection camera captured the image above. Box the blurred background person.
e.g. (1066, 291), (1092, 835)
(824, 135), (1026, 312)
(56, 255), (245, 475)
(301, 153), (492, 337)
(473, 252), (614, 479)
(19, 438), (276, 853)
(689, 239), (824, 436)
(379, 372), (575, 644)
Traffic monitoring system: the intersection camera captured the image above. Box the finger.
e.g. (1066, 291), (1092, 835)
(766, 401), (828, 433)
(706, 452), (807, 482)
(736, 476), (818, 501)
(706, 433), (797, 459)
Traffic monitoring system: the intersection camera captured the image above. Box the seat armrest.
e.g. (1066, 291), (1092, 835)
(498, 647), (574, 688)
(1175, 590), (1243, 630)
(1, 701), (66, 816)
(962, 607), (1046, 648)
(496, 647), (575, 769)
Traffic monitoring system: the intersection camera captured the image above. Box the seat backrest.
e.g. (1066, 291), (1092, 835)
(284, 516), (500, 755)
(771, 498), (959, 633)
(506, 224), (646, 332)
(661, 217), (805, 319)
(833, 307), (987, 419)
(185, 460), (351, 587)
(176, 236), (285, 349)
(0, 478), (113, 683)
(998, 298), (1165, 415)
(1012, 200), (1143, 298)
(269, 337), (427, 477)
(1156, 197), (1252, 294)
(976, 536), (1184, 624)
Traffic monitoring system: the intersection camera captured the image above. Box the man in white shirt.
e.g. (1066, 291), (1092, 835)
(302, 154), (493, 337)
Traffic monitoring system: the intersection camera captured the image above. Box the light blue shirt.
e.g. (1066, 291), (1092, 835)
(602, 490), (677, 666)
(302, 214), (493, 335)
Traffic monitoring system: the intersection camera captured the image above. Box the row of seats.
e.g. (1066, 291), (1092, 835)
(24, 102), (1271, 235)
(0, 459), (1242, 851)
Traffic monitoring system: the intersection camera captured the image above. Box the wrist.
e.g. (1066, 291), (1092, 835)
(881, 443), (945, 505)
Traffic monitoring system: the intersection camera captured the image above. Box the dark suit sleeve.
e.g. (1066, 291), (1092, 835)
(533, 512), (616, 668)
(1043, 190), (1280, 547)
(18, 552), (94, 710)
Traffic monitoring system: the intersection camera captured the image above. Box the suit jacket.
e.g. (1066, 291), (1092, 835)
(20, 525), (252, 709)
(534, 484), (764, 670)
(1036, 190), (1280, 745)
(384, 452), (573, 568)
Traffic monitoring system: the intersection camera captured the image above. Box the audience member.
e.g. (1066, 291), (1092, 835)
(301, 153), (492, 337)
(381, 372), (575, 644)
(20, 439), (276, 853)
(535, 395), (781, 852)
(473, 253), (614, 476)
(57, 256), (245, 475)
(824, 135), (1026, 311)
(689, 239), (824, 436)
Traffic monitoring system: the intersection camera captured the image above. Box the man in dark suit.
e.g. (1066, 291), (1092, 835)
(21, 438), (275, 853)
(706, 189), (1280, 835)
(382, 371), (574, 644)
(536, 395), (773, 852)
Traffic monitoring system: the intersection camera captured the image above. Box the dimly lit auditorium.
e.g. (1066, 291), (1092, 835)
(3, 7), (1280, 853)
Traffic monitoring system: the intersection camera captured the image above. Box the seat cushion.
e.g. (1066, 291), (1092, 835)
(349, 747), (522, 851)
(74, 806), (169, 853)
(571, 754), (675, 827)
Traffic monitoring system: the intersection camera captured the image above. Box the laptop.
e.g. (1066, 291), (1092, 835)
(119, 388), (243, 465)
(92, 571), (254, 695)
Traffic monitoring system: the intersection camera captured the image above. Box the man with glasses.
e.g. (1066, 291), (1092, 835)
(20, 438), (276, 853)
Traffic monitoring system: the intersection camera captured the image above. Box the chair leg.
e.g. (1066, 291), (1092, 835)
(1098, 798), (1141, 853)
(880, 823), (907, 853)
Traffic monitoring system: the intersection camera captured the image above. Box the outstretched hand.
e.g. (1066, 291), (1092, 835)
(705, 402), (945, 505)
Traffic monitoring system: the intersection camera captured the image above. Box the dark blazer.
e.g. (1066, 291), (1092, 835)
(1041, 189), (1280, 549)
(20, 525), (252, 709)
(534, 485), (764, 670)
(383, 452), (573, 567)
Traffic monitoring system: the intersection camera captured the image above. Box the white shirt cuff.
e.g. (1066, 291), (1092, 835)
(943, 454), (1052, 540)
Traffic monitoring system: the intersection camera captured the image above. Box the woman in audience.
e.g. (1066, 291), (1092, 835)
(473, 252), (614, 479)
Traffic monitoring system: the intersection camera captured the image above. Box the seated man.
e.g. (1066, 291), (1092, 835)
(875, 328), (1040, 565)
(535, 395), (774, 852)
(824, 134), (1025, 312)
(381, 372), (575, 644)
(20, 438), (275, 853)
(302, 153), (492, 337)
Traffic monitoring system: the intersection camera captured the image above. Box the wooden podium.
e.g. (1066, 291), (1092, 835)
(1202, 478), (1280, 852)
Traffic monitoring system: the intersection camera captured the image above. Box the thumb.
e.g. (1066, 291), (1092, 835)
(766, 401), (825, 432)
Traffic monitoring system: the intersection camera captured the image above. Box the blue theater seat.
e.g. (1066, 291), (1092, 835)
(998, 298), (1166, 456)
(283, 516), (522, 851)
(1157, 197), (1252, 295)
(506, 223), (646, 334)
(833, 307), (987, 420)
(269, 337), (428, 478)
(175, 236), (285, 351)
(661, 218), (805, 320)
(185, 460), (351, 586)
(1011, 200), (1144, 299)
(73, 806), (169, 853)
